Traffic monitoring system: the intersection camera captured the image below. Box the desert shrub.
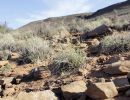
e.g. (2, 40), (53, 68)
(0, 50), (11, 60)
(0, 64), (12, 74)
(12, 31), (35, 40)
(49, 48), (86, 75)
(111, 18), (129, 27)
(0, 23), (12, 33)
(19, 37), (52, 63)
(0, 34), (16, 51)
(85, 17), (112, 31)
(101, 33), (130, 54)
(66, 17), (112, 34)
(37, 23), (69, 40)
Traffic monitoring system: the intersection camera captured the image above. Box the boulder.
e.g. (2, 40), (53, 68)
(2, 77), (14, 86)
(103, 61), (130, 75)
(86, 82), (118, 99)
(0, 80), (4, 85)
(16, 90), (58, 100)
(113, 77), (130, 92)
(82, 24), (112, 39)
(92, 39), (100, 46)
(126, 89), (130, 97)
(3, 87), (15, 96)
(125, 89), (130, 97)
(0, 85), (3, 97)
(127, 72), (130, 80)
(61, 81), (87, 100)
(78, 68), (88, 76)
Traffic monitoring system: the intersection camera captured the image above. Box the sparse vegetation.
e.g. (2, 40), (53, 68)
(49, 48), (86, 75)
(0, 34), (16, 51)
(0, 50), (11, 60)
(0, 64), (12, 74)
(19, 37), (52, 63)
(0, 22), (12, 33)
(101, 33), (130, 54)
(84, 17), (112, 31)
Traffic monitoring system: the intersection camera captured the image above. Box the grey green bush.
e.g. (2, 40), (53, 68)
(0, 64), (12, 74)
(101, 33), (130, 54)
(49, 48), (86, 75)
(19, 37), (52, 63)
(0, 34), (16, 51)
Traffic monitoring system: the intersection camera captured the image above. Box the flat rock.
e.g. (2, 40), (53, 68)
(0, 97), (15, 100)
(61, 81), (87, 100)
(2, 77), (14, 86)
(3, 87), (15, 96)
(16, 90), (58, 100)
(104, 61), (130, 75)
(113, 77), (130, 91)
(86, 82), (118, 99)
(125, 89), (130, 97)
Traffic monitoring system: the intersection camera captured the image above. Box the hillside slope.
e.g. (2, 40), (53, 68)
(86, 0), (130, 20)
(17, 0), (130, 34)
(17, 13), (91, 33)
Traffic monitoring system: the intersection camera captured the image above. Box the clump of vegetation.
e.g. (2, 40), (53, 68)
(0, 22), (12, 33)
(101, 33), (130, 54)
(0, 64), (12, 74)
(111, 18), (129, 27)
(85, 17), (112, 31)
(49, 48), (86, 75)
(0, 34), (16, 51)
(0, 50), (11, 60)
(19, 37), (52, 63)
(12, 31), (35, 40)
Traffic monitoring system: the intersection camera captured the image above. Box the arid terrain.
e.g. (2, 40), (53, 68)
(0, 0), (130, 100)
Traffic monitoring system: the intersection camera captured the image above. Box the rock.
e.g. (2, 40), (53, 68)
(0, 97), (15, 100)
(115, 96), (130, 100)
(126, 89), (130, 97)
(86, 82), (118, 99)
(3, 87), (15, 96)
(71, 37), (79, 44)
(78, 93), (86, 100)
(79, 43), (87, 49)
(11, 53), (20, 61)
(0, 80), (4, 85)
(26, 67), (51, 80)
(15, 78), (21, 84)
(113, 77), (130, 91)
(103, 96), (130, 100)
(27, 67), (42, 79)
(0, 61), (9, 68)
(91, 39), (100, 47)
(78, 68), (88, 76)
(0, 85), (3, 97)
(97, 55), (108, 63)
(104, 61), (130, 75)
(127, 72), (130, 80)
(82, 24), (112, 39)
(2, 77), (14, 86)
(61, 81), (87, 100)
(16, 90), (58, 100)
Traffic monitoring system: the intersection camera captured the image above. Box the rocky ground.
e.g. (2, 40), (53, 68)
(1, 26), (130, 100)
(1, 1), (130, 98)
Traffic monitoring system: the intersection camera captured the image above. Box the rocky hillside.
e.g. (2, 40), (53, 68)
(1, 0), (130, 100)
(17, 0), (130, 34)
(17, 13), (91, 33)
